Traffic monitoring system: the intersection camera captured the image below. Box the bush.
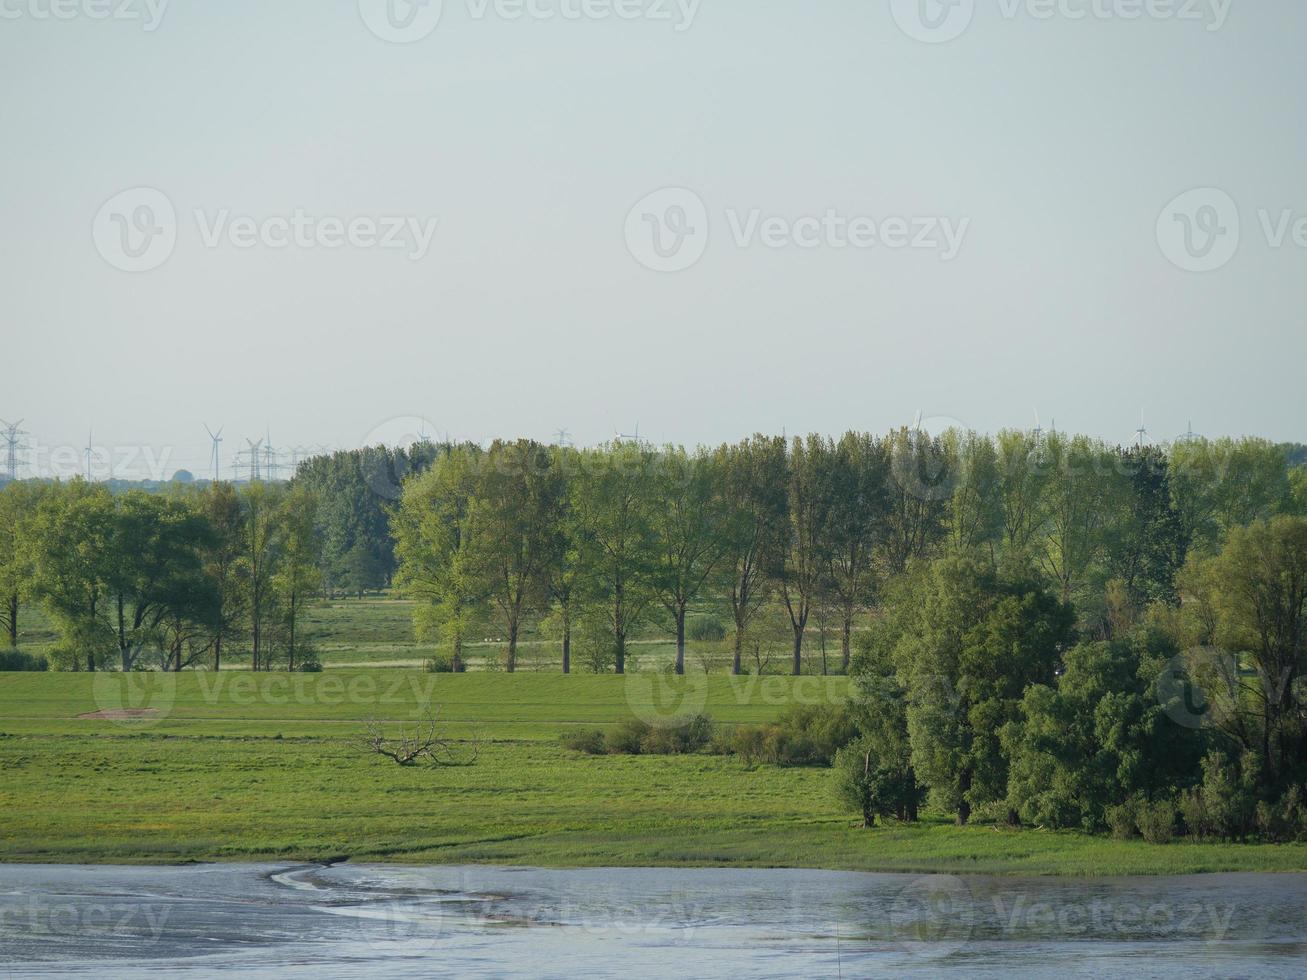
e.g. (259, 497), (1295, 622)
(687, 617), (726, 643)
(0, 649), (47, 672)
(726, 725), (763, 766)
(640, 714), (712, 755)
(605, 719), (651, 755)
(560, 729), (607, 755)
(424, 654), (458, 673)
(1105, 801), (1137, 840)
(1137, 799), (1177, 844)
(832, 736), (920, 827)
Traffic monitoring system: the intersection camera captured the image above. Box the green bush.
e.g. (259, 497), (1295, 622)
(560, 729), (606, 755)
(687, 617), (726, 643)
(424, 654), (457, 673)
(1137, 799), (1176, 844)
(605, 719), (651, 755)
(0, 649), (46, 672)
(1105, 801), (1137, 840)
(640, 714), (712, 755)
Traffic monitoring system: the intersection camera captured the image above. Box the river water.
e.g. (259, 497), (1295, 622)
(2, 863), (1305, 977)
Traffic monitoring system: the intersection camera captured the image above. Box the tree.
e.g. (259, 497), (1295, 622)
(1180, 516), (1307, 788)
(833, 736), (922, 828)
(1111, 446), (1187, 610)
(995, 429), (1048, 565)
(238, 482), (282, 671)
(649, 447), (727, 675)
(1034, 433), (1129, 609)
(1003, 629), (1201, 830)
(394, 447), (482, 672)
(776, 436), (830, 676)
(105, 491), (216, 672)
(465, 440), (565, 672)
(879, 427), (949, 576)
(718, 436), (787, 675)
(196, 481), (245, 671)
(26, 481), (116, 670)
(274, 484), (322, 671)
(885, 554), (1072, 824)
(570, 442), (657, 674)
(944, 429), (1002, 555)
(0, 482), (42, 647)
(824, 432), (890, 673)
(1170, 438), (1290, 555)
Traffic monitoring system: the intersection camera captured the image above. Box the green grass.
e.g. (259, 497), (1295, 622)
(3, 670), (1307, 874)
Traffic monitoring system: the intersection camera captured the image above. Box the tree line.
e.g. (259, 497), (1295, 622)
(0, 479), (322, 671)
(0, 429), (1303, 683)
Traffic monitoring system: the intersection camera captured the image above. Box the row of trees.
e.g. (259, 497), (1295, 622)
(389, 431), (1305, 675)
(0, 480), (321, 671)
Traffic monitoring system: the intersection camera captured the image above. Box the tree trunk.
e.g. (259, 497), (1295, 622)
(615, 629), (625, 675)
(732, 628), (742, 676)
(288, 592), (297, 672)
(957, 767), (973, 826)
(506, 620), (518, 673)
(675, 605), (686, 676)
(452, 635), (463, 674)
(561, 611), (571, 674)
(841, 612), (852, 674)
(6, 593), (16, 646)
(214, 634), (222, 672)
(791, 627), (803, 676)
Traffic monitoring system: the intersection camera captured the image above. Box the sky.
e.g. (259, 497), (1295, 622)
(1, 0), (1305, 480)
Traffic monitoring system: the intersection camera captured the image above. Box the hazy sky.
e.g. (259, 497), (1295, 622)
(2, 0), (1305, 479)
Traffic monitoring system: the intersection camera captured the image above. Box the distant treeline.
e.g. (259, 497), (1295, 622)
(0, 430), (1304, 678)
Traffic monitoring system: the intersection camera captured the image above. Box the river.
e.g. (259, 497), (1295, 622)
(2, 863), (1305, 977)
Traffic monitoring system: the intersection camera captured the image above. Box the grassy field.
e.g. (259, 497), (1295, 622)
(4, 670), (1307, 874)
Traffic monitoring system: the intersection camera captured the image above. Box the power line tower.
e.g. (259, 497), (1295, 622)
(263, 430), (279, 482)
(204, 424), (224, 482)
(1, 420), (27, 481)
(246, 439), (263, 482)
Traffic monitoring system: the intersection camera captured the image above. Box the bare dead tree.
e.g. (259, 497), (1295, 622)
(356, 706), (479, 767)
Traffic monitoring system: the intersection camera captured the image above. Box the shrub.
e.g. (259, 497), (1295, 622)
(1137, 799), (1177, 844)
(687, 617), (726, 643)
(832, 736), (920, 827)
(639, 714), (713, 755)
(0, 649), (47, 672)
(731, 724), (773, 767)
(769, 704), (859, 766)
(560, 729), (606, 755)
(424, 655), (456, 673)
(605, 719), (651, 755)
(1105, 801), (1137, 840)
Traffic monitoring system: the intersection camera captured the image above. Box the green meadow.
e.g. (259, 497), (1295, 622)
(3, 666), (1307, 875)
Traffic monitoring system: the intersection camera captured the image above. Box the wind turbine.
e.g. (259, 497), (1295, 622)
(84, 428), (95, 480)
(1134, 411), (1149, 448)
(204, 424), (224, 482)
